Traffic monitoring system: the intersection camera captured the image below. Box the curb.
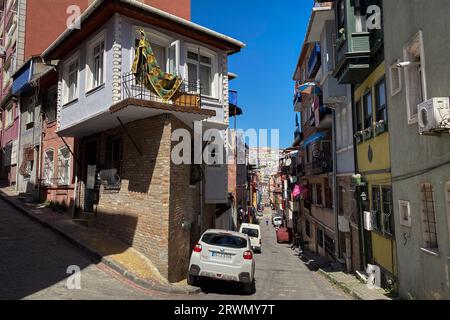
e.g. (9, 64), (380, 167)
(317, 269), (364, 300)
(0, 191), (200, 296)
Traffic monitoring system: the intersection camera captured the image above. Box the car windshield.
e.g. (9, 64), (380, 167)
(202, 233), (247, 249)
(275, 217), (282, 221)
(241, 228), (259, 238)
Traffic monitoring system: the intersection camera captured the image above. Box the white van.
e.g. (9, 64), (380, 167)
(239, 223), (262, 253)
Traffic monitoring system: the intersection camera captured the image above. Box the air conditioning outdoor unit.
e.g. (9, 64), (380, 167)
(417, 97), (450, 134)
(363, 211), (373, 231)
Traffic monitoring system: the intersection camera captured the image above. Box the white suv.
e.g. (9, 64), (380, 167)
(187, 229), (256, 294)
(239, 223), (262, 253)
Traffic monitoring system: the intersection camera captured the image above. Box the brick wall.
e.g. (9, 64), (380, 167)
(95, 114), (172, 278)
(93, 114), (213, 282)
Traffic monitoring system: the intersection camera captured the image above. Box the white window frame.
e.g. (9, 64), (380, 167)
(62, 51), (80, 105)
(389, 59), (402, 97)
(131, 26), (178, 74)
(57, 146), (71, 186)
(43, 149), (55, 186)
(403, 30), (427, 125)
(86, 30), (106, 92)
(398, 200), (411, 227)
(185, 43), (219, 99)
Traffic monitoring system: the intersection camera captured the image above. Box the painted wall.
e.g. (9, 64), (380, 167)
(59, 15), (228, 131)
(383, 0), (450, 300)
(24, 0), (91, 60)
(355, 61), (397, 282)
(58, 18), (115, 131)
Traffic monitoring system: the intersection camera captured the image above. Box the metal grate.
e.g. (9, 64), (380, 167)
(421, 183), (438, 249)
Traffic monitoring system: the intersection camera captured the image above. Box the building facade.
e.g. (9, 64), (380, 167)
(383, 0), (450, 300)
(41, 0), (244, 282)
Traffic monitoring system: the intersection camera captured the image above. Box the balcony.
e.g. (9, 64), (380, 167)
(305, 155), (333, 176)
(121, 72), (202, 109)
(307, 43), (321, 79)
(333, 0), (384, 84)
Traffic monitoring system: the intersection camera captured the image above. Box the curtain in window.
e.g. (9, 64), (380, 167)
(132, 30), (182, 102)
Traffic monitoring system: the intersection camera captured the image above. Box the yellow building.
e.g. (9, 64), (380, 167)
(354, 61), (397, 288)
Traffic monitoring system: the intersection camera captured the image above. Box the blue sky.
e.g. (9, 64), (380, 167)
(192, 0), (314, 148)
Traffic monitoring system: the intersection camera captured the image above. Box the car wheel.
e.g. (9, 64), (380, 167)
(243, 280), (255, 295)
(187, 274), (198, 286)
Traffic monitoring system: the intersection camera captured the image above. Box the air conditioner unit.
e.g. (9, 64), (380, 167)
(417, 97), (450, 134)
(363, 211), (373, 231)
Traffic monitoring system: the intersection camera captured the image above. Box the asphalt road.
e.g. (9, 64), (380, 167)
(181, 209), (350, 300)
(0, 198), (348, 300)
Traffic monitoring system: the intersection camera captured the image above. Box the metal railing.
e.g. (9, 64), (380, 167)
(122, 72), (202, 109)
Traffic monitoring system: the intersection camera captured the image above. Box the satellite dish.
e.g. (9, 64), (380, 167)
(286, 159), (292, 166)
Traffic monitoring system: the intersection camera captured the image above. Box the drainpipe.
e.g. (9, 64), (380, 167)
(15, 99), (21, 191)
(332, 107), (340, 261)
(350, 84), (366, 271)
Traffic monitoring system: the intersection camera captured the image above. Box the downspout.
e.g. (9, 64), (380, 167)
(332, 107), (340, 261)
(36, 107), (44, 202)
(15, 98), (21, 191)
(351, 84), (366, 270)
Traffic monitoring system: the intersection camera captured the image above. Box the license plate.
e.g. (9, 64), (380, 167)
(211, 252), (231, 260)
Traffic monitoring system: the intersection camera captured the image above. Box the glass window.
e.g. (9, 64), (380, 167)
(67, 60), (78, 102)
(356, 100), (362, 132)
(187, 49), (214, 96)
(92, 41), (105, 88)
(150, 42), (166, 72)
(43, 150), (54, 186)
(363, 91), (373, 129)
(382, 187), (394, 236)
(372, 186), (382, 231)
(421, 183), (438, 249)
(201, 233), (247, 249)
(241, 228), (259, 238)
(375, 79), (387, 124)
(58, 147), (71, 186)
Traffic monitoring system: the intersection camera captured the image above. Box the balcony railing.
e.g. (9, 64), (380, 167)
(122, 72), (202, 109)
(305, 155), (333, 176)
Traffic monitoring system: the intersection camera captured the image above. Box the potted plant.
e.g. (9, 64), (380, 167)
(362, 127), (373, 140)
(375, 120), (387, 135)
(354, 131), (364, 144)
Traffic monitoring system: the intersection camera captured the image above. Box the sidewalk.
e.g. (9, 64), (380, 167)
(297, 249), (395, 300)
(0, 186), (199, 295)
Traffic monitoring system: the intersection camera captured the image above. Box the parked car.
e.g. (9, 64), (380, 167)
(272, 216), (283, 227)
(187, 229), (256, 294)
(276, 227), (290, 243)
(239, 223), (262, 253)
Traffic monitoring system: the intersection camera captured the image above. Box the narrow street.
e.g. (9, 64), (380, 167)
(181, 208), (350, 300)
(0, 199), (349, 300)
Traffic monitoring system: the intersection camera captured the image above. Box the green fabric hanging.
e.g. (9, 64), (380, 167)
(131, 30), (182, 102)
